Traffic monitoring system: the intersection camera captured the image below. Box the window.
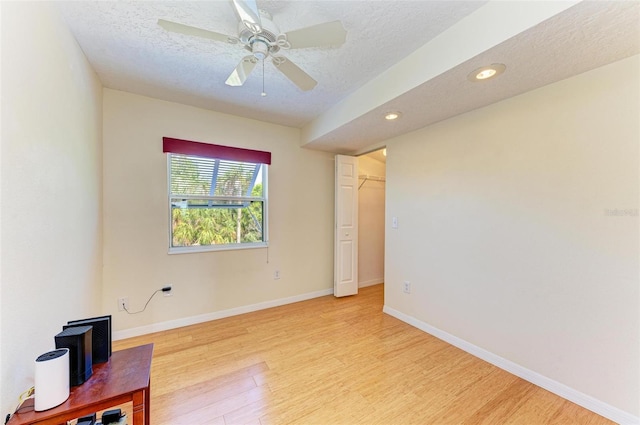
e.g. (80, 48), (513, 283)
(163, 137), (270, 253)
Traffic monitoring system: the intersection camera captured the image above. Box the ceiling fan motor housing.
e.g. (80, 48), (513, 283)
(239, 9), (281, 59)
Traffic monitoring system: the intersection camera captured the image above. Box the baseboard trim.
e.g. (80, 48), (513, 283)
(113, 288), (334, 341)
(359, 278), (383, 288)
(382, 305), (639, 425)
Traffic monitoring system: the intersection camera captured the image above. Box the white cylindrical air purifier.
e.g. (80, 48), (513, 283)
(34, 348), (70, 411)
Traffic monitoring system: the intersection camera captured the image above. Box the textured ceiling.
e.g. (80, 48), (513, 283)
(56, 1), (639, 154)
(308, 0), (640, 153)
(56, 1), (485, 126)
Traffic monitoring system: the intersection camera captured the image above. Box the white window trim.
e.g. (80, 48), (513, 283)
(166, 156), (269, 254)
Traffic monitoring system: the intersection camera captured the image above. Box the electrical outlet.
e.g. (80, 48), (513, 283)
(403, 281), (411, 294)
(163, 285), (173, 297)
(274, 270), (281, 280)
(118, 297), (129, 311)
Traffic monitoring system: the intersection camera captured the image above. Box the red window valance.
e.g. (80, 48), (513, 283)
(163, 137), (271, 165)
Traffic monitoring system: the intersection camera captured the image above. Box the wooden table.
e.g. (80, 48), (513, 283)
(9, 344), (153, 425)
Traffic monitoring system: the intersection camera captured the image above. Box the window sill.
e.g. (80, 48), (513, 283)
(168, 242), (268, 255)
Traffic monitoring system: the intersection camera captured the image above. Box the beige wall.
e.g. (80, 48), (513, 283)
(1, 1), (636, 419)
(358, 155), (385, 287)
(103, 89), (335, 334)
(384, 55), (639, 416)
(0, 2), (103, 415)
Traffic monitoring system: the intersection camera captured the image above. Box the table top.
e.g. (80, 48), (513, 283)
(10, 343), (154, 424)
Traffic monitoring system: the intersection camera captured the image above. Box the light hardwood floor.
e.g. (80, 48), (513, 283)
(113, 284), (613, 425)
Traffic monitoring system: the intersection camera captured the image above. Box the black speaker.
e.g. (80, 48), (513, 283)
(55, 325), (93, 386)
(65, 315), (112, 364)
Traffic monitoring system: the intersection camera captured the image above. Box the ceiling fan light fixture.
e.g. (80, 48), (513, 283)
(384, 112), (401, 121)
(251, 38), (270, 60)
(468, 63), (506, 82)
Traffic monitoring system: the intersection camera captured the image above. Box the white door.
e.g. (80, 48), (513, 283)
(334, 155), (358, 297)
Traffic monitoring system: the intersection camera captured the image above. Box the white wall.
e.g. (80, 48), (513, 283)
(385, 55), (639, 418)
(0, 2), (103, 415)
(103, 89), (335, 334)
(358, 155), (385, 287)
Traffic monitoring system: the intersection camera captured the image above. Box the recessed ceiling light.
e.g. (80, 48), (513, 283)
(384, 112), (401, 121)
(468, 63), (506, 82)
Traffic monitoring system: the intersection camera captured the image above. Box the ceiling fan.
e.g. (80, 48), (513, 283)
(158, 0), (347, 92)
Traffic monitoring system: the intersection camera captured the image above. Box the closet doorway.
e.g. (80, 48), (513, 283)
(357, 148), (386, 288)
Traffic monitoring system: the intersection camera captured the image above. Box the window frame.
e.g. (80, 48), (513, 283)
(164, 140), (269, 254)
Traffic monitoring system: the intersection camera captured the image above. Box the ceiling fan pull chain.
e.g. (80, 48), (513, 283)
(261, 59), (267, 97)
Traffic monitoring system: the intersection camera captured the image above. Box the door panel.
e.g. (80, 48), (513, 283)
(334, 155), (358, 297)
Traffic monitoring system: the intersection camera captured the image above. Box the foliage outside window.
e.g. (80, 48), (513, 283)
(168, 153), (267, 252)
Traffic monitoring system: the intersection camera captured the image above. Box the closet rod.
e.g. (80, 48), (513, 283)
(358, 174), (386, 190)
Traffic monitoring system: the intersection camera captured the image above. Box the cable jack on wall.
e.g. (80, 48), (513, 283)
(121, 286), (172, 314)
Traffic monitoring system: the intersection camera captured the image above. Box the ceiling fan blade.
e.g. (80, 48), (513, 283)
(225, 56), (258, 86)
(230, 0), (262, 33)
(284, 21), (346, 49)
(272, 57), (317, 91)
(158, 19), (236, 44)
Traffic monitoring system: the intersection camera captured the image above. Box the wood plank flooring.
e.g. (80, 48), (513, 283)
(113, 284), (613, 425)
